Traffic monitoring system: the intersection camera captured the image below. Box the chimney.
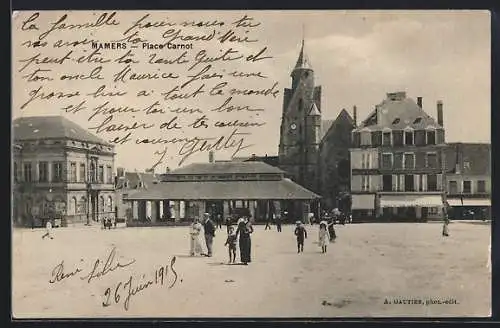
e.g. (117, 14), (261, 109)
(437, 100), (443, 126)
(353, 105), (357, 126)
(209, 151), (215, 163)
(117, 167), (125, 177)
(417, 97), (422, 108)
(166, 167), (171, 173)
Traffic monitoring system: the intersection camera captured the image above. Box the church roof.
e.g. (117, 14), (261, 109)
(13, 115), (111, 146)
(293, 39), (312, 71)
(320, 120), (334, 140)
(320, 109), (354, 142)
(354, 92), (442, 132)
(308, 103), (321, 116)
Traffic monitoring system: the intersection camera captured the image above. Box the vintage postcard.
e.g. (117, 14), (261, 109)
(11, 10), (491, 318)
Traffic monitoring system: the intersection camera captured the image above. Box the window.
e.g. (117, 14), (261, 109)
(107, 166), (113, 184)
(23, 162), (32, 182)
(70, 162), (77, 182)
(122, 194), (128, 204)
(78, 197), (87, 214)
(427, 174), (437, 191)
(382, 131), (392, 145)
(393, 131), (403, 146)
(360, 131), (371, 146)
(107, 196), (113, 211)
(404, 130), (414, 145)
(413, 117), (422, 124)
(463, 181), (472, 194)
(405, 175), (415, 191)
(99, 196), (105, 212)
(362, 175), (370, 191)
(39, 162), (48, 182)
(98, 165), (104, 183)
(53, 162), (63, 182)
(449, 181), (458, 194)
(404, 153), (415, 169)
(14, 162), (18, 182)
(382, 153), (393, 169)
(79, 164), (86, 183)
(382, 175), (392, 191)
(426, 153), (438, 169)
(392, 118), (400, 125)
(361, 153), (371, 169)
(426, 130), (436, 145)
(477, 180), (486, 193)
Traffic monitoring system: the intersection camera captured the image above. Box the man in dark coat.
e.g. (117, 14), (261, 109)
(202, 213), (216, 257)
(294, 221), (307, 253)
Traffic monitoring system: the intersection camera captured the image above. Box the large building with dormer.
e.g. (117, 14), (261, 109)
(350, 92), (447, 221)
(278, 39), (355, 213)
(12, 116), (116, 227)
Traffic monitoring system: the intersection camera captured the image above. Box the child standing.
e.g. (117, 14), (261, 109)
(294, 221), (307, 253)
(224, 226), (237, 263)
(318, 221), (330, 253)
(42, 220), (53, 239)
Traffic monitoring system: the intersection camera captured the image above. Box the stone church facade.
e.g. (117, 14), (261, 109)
(278, 39), (355, 212)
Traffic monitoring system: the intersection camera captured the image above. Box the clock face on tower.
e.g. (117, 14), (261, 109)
(290, 123), (297, 130)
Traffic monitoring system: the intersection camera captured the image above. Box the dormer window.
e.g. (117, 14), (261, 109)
(392, 118), (401, 125)
(413, 117), (422, 124)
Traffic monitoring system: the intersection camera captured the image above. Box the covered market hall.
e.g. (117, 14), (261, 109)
(125, 161), (321, 224)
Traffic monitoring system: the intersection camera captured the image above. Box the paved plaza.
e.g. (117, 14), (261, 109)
(12, 222), (491, 318)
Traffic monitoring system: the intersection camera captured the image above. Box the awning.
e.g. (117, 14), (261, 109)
(380, 195), (443, 208)
(448, 198), (491, 207)
(125, 179), (320, 201)
(351, 194), (375, 210)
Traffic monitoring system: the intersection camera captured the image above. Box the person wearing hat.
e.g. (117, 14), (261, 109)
(189, 217), (204, 256)
(318, 221), (330, 253)
(294, 221), (307, 253)
(236, 217), (254, 265)
(202, 213), (216, 257)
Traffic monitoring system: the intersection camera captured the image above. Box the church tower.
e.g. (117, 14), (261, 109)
(278, 38), (322, 193)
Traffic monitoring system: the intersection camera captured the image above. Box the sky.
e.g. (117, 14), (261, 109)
(12, 10), (491, 172)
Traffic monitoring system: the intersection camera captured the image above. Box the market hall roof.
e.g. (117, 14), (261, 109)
(13, 115), (111, 146)
(125, 178), (320, 201)
(165, 161), (285, 176)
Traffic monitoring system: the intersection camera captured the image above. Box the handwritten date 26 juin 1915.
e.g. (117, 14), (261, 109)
(102, 257), (179, 311)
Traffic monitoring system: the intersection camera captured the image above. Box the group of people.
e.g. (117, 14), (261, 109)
(294, 219), (338, 254)
(102, 217), (116, 230)
(189, 213), (254, 265)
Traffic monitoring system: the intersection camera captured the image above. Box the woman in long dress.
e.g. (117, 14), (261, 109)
(236, 217), (254, 265)
(190, 218), (204, 256)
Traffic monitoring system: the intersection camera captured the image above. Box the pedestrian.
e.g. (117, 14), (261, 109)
(236, 217), (254, 265)
(318, 221), (330, 253)
(294, 221), (307, 253)
(225, 216), (232, 234)
(442, 205), (450, 237)
(264, 214), (272, 230)
(189, 218), (203, 256)
(308, 212), (315, 225)
(224, 226), (237, 264)
(113, 217), (117, 228)
(217, 214), (223, 229)
(202, 213), (216, 257)
(42, 220), (54, 240)
(31, 216), (35, 230)
(276, 213), (282, 232)
(328, 219), (337, 242)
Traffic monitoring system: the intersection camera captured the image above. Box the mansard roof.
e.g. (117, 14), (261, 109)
(354, 92), (442, 132)
(13, 115), (111, 146)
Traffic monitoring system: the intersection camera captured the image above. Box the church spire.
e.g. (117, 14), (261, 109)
(294, 30), (312, 71)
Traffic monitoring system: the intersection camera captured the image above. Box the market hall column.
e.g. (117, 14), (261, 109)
(132, 201), (139, 220)
(150, 201), (158, 223)
(223, 200), (230, 218)
(173, 201), (181, 222)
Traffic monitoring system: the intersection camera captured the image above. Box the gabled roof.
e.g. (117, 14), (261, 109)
(320, 109), (354, 142)
(13, 115), (111, 146)
(116, 172), (159, 189)
(354, 93), (442, 132)
(308, 103), (321, 116)
(167, 161), (284, 175)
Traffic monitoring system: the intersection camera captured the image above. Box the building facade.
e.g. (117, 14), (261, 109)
(350, 92), (447, 221)
(444, 143), (491, 219)
(13, 116), (116, 227)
